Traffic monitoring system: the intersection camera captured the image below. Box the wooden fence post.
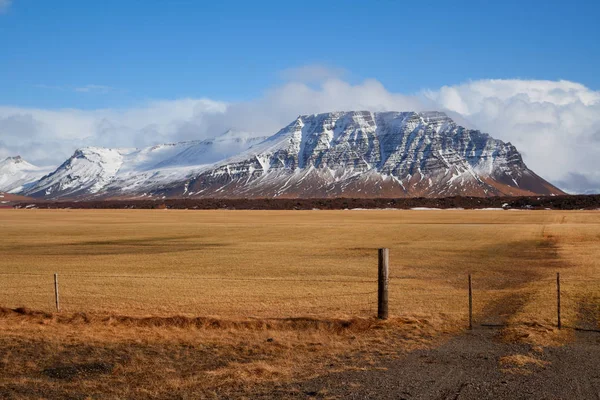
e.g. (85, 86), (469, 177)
(468, 274), (473, 330)
(378, 248), (389, 320)
(54, 273), (60, 312)
(557, 272), (561, 329)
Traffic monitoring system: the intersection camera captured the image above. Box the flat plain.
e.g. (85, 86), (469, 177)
(0, 209), (599, 398)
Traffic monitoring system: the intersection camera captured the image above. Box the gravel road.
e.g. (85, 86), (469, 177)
(253, 328), (600, 399)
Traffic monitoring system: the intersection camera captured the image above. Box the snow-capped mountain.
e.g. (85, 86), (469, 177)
(157, 111), (564, 198)
(22, 131), (267, 199)
(16, 112), (564, 199)
(0, 156), (54, 193)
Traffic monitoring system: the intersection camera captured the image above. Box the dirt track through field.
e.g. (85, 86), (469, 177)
(249, 231), (600, 399)
(575, 298), (600, 332)
(473, 229), (565, 328)
(259, 329), (600, 399)
(477, 292), (533, 327)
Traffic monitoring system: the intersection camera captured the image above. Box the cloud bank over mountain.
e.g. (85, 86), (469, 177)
(1, 71), (598, 193)
(426, 79), (600, 193)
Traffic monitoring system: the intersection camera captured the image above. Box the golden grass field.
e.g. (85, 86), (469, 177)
(1, 209), (599, 324)
(0, 209), (599, 397)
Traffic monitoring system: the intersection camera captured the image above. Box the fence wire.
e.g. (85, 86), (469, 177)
(1, 272), (598, 330)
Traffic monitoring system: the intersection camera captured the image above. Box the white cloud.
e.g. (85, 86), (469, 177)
(0, 98), (227, 165)
(197, 78), (424, 138)
(425, 79), (600, 193)
(1, 71), (599, 193)
(0, 0), (11, 14)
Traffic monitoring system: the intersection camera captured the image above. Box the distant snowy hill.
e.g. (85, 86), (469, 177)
(8, 112), (564, 199)
(0, 156), (54, 193)
(22, 131), (266, 199)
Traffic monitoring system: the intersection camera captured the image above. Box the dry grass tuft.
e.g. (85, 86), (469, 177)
(0, 306), (444, 337)
(501, 322), (572, 347)
(499, 353), (551, 375)
(500, 354), (551, 368)
(206, 360), (290, 385)
(0, 306), (447, 398)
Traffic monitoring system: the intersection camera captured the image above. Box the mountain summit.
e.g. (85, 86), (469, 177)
(11, 112), (564, 199)
(0, 156), (54, 193)
(153, 111), (564, 198)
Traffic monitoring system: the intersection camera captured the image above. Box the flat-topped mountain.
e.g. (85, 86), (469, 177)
(5, 112), (564, 199)
(155, 111), (564, 198)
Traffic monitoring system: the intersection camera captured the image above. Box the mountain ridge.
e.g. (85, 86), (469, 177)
(174, 111), (563, 198)
(22, 131), (268, 199)
(4, 111), (564, 199)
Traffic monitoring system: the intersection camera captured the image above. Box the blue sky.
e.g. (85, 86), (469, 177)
(0, 0), (599, 193)
(1, 0), (599, 109)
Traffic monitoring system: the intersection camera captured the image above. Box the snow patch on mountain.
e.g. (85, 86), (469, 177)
(15, 111), (564, 199)
(0, 156), (55, 193)
(23, 131), (267, 199)
(178, 111), (564, 198)
(26, 147), (125, 197)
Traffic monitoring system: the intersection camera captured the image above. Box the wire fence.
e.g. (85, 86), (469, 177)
(0, 272), (382, 318)
(1, 270), (599, 331)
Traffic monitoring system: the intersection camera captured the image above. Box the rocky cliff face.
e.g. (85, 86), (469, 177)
(173, 111), (563, 198)
(16, 111), (564, 199)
